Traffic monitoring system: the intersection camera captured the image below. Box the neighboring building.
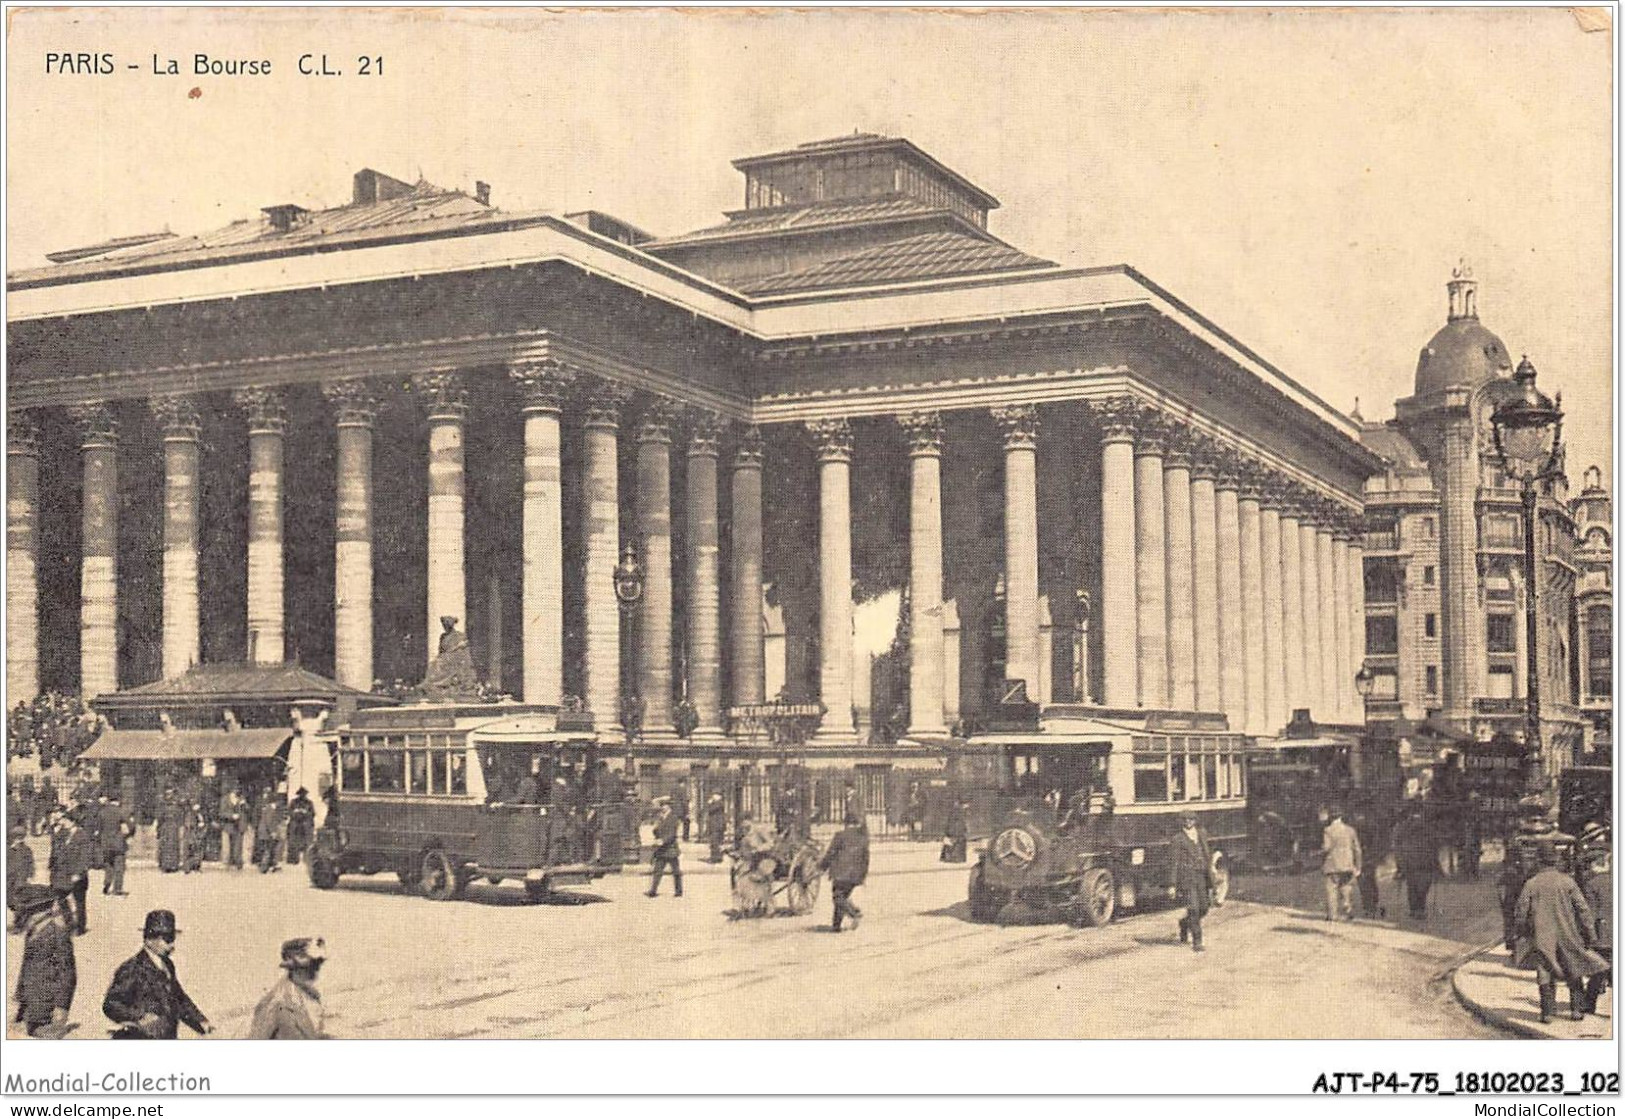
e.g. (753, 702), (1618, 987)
(7, 135), (1380, 797)
(1571, 464), (1612, 760)
(1357, 268), (1594, 776)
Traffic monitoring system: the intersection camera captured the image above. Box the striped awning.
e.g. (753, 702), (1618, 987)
(79, 728), (291, 761)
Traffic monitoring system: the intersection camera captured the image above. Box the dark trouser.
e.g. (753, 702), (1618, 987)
(287, 830), (309, 864)
(1178, 906), (1204, 948)
(1358, 865), (1380, 916)
(102, 852), (125, 894)
(1405, 876), (1432, 918)
(649, 854), (682, 896)
(226, 828), (243, 868)
(1538, 981), (1589, 1020)
(67, 875), (88, 933)
(680, 817), (691, 842)
(832, 881), (862, 929)
(257, 836), (282, 872)
(1585, 969), (1610, 1011)
(708, 834), (724, 862)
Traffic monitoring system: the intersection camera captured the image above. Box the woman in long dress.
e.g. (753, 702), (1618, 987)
(156, 794), (183, 873)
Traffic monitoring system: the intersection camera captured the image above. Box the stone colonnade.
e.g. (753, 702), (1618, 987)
(7, 382), (1364, 740)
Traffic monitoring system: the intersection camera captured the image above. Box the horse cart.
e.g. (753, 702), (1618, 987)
(728, 831), (823, 918)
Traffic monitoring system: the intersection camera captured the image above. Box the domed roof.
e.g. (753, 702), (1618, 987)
(1415, 316), (1513, 397)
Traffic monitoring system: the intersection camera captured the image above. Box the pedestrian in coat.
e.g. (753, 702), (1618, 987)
(248, 937), (330, 1039)
(1351, 811), (1385, 919)
(904, 782), (925, 841)
(156, 792), (184, 873)
(181, 803), (206, 873)
(8, 824), (36, 922)
(286, 788), (316, 865)
(674, 779), (692, 842)
(646, 798), (683, 898)
(703, 793), (728, 864)
(1579, 846), (1612, 1014)
(1170, 811), (1215, 952)
(219, 790), (247, 870)
(941, 801), (969, 863)
(83, 795), (107, 872)
(1320, 807), (1362, 921)
(103, 910), (213, 1039)
(100, 798), (131, 897)
(819, 814), (870, 932)
(1394, 808), (1440, 920)
(11, 886), (76, 1038)
(1514, 844), (1611, 1023)
(256, 796), (285, 873)
(47, 813), (92, 936)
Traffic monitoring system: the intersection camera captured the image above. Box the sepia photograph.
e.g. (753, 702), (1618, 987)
(1, 2), (1618, 1102)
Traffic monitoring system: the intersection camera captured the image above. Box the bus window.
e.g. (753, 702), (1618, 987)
(340, 750), (364, 792)
(1134, 756), (1169, 802)
(370, 750), (404, 793)
(449, 751), (468, 795)
(1230, 755), (1245, 797)
(429, 751), (447, 795)
(408, 750), (429, 794)
(1203, 755), (1219, 800)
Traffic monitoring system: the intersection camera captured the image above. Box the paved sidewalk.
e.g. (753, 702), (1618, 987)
(1453, 947), (1614, 1039)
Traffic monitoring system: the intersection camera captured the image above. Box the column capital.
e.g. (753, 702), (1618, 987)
(898, 410), (945, 457)
(1090, 394), (1141, 442)
(148, 394), (202, 439)
(1132, 407), (1173, 456)
(807, 417), (853, 463)
(411, 371), (468, 421)
(509, 359), (577, 413)
(991, 403), (1039, 450)
(321, 380), (378, 427)
(234, 387), (287, 434)
(634, 398), (678, 446)
(1235, 458), (1270, 502)
(580, 379), (631, 430)
(1210, 443), (1247, 491)
(8, 410), (41, 457)
(731, 423), (764, 469)
(68, 403), (119, 448)
(685, 409), (723, 458)
(1258, 473), (1298, 512)
(1163, 429), (1194, 472)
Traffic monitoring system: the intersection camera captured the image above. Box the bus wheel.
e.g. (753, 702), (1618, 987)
(1073, 867), (1116, 928)
(308, 854), (339, 890)
(420, 849), (464, 902)
(1210, 851), (1230, 907)
(967, 866), (1008, 923)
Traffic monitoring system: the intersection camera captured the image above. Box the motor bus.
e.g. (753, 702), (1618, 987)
(308, 703), (638, 902)
(966, 709), (1249, 926)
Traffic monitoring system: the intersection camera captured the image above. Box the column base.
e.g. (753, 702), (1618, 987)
(811, 725), (861, 746)
(688, 726), (728, 747)
(902, 726), (950, 744)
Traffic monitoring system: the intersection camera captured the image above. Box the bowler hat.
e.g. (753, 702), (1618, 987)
(279, 936), (328, 969)
(142, 910), (179, 939)
(11, 884), (58, 919)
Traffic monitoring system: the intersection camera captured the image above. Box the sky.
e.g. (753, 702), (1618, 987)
(5, 6), (1615, 476)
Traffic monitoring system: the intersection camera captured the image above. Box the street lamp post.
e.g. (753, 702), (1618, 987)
(1352, 664), (1374, 782)
(1490, 357), (1564, 793)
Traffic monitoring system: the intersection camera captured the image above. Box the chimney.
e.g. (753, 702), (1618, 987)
(261, 204), (308, 234)
(475, 181), (491, 206)
(1447, 258), (1478, 322)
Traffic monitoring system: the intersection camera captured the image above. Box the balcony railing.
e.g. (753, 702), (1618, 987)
(1363, 530), (1401, 552)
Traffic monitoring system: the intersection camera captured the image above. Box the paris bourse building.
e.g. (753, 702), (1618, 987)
(8, 133), (1382, 776)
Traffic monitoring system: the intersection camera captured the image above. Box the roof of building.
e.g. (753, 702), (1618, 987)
(93, 662), (386, 709)
(732, 133), (1002, 211)
(1359, 422), (1425, 469)
(740, 229), (1053, 295)
(649, 196), (949, 248)
(1414, 316), (1513, 398)
(10, 178), (531, 287)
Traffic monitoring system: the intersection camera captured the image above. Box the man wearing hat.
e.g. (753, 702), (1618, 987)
(47, 810), (93, 936)
(102, 911), (213, 1039)
(286, 788), (316, 866)
(1513, 843), (1610, 1023)
(11, 885), (76, 1038)
(703, 792), (728, 864)
(646, 797), (683, 898)
(100, 794), (132, 896)
(7, 824), (36, 924)
(1170, 810), (1216, 952)
(248, 937), (330, 1039)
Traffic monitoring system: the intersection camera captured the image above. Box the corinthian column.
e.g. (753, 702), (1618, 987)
(1094, 398), (1139, 708)
(1164, 436), (1196, 710)
(1189, 443), (1221, 714)
(150, 395), (203, 679)
(8, 411), (41, 701)
(1299, 510), (1324, 720)
(808, 418), (857, 741)
(635, 400), (677, 736)
(510, 360), (574, 705)
(993, 404), (1041, 696)
(71, 405), (120, 697)
(413, 373), (467, 661)
(1212, 450), (1246, 732)
(1330, 516), (1353, 723)
(901, 411), (947, 738)
(1237, 463), (1268, 735)
(729, 426), (766, 710)
(1277, 490), (1305, 722)
(582, 386), (629, 734)
(685, 411), (725, 741)
(235, 388), (286, 664)
(321, 382), (377, 691)
(1134, 412), (1170, 707)
(1347, 535), (1366, 716)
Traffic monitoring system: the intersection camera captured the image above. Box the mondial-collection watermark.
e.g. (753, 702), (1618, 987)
(1473, 1107), (1617, 1117)
(3, 1072), (211, 1093)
